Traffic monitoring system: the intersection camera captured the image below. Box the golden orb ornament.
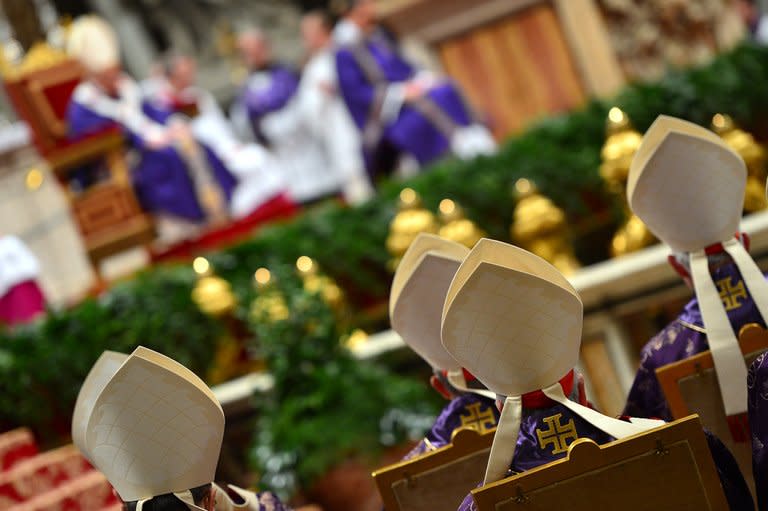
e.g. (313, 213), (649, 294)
(437, 199), (485, 249)
(190, 257), (237, 317)
(712, 113), (767, 213)
(251, 267), (290, 322)
(386, 188), (439, 271)
(511, 179), (581, 275)
(600, 108), (655, 257)
(296, 256), (345, 313)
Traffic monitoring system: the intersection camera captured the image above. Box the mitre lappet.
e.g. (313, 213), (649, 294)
(71, 347), (225, 510)
(441, 239), (664, 484)
(628, 115), (768, 426)
(390, 233), (493, 399)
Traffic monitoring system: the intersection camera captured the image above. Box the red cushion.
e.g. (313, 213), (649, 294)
(0, 445), (91, 503)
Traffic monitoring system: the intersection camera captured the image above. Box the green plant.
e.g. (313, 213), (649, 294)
(246, 265), (439, 498)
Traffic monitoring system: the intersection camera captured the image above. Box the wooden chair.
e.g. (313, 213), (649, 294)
(3, 54), (154, 273)
(471, 415), (728, 511)
(656, 322), (768, 499)
(372, 427), (495, 511)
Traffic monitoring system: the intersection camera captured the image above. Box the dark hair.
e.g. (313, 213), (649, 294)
(123, 484), (212, 511)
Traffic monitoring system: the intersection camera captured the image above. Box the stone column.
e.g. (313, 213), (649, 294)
(552, 0), (625, 98)
(0, 0), (46, 51)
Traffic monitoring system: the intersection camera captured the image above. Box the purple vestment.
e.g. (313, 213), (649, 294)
(749, 352), (768, 510)
(67, 83), (234, 222)
(335, 29), (476, 173)
(232, 64), (300, 145)
(624, 262), (767, 421)
(403, 393), (499, 460)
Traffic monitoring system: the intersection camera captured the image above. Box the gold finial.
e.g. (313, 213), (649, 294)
(193, 256), (211, 276)
(251, 267), (290, 321)
(511, 181), (581, 275)
(296, 255), (315, 275)
(191, 258), (237, 317)
(712, 114), (767, 212)
(296, 257), (345, 312)
(254, 267), (272, 287)
(344, 328), (369, 351)
(599, 108), (655, 257)
(437, 198), (485, 249)
(386, 188), (439, 271)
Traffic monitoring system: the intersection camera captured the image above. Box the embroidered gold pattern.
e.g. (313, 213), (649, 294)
(536, 413), (579, 454)
(717, 277), (748, 311)
(458, 402), (497, 434)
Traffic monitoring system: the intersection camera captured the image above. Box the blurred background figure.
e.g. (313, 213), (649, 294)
(0, 235), (45, 327)
(231, 27), (340, 205)
(332, 0), (496, 182)
(66, 16), (235, 243)
(297, 10), (373, 205)
(142, 52), (289, 221)
(735, 0), (768, 43)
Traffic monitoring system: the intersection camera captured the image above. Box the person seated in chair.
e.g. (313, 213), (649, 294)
(142, 51), (289, 221)
(72, 347), (290, 511)
(440, 239), (752, 511)
(390, 233), (500, 459)
(622, 116), (768, 425)
(66, 16), (242, 243)
(331, 0), (496, 180)
(749, 352), (768, 511)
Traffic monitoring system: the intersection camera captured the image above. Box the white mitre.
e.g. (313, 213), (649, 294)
(72, 346), (225, 510)
(628, 115), (767, 418)
(67, 15), (120, 73)
(441, 239), (663, 484)
(390, 233), (493, 398)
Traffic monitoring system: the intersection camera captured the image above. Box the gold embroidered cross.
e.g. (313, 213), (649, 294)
(458, 402), (497, 434)
(536, 413), (579, 455)
(717, 277), (748, 311)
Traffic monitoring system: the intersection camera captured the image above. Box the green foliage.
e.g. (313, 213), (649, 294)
(0, 267), (222, 438)
(2, 42), (768, 485)
(246, 266), (439, 498)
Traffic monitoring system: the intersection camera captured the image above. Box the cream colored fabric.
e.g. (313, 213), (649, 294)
(67, 16), (120, 73)
(628, 115), (768, 417)
(627, 115), (746, 253)
(441, 239), (664, 484)
(75, 346), (225, 503)
(442, 239), (581, 397)
(214, 484), (271, 511)
(71, 351), (129, 462)
(390, 233), (469, 371)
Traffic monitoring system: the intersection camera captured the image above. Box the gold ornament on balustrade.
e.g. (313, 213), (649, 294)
(712, 113), (767, 213)
(190, 256), (237, 317)
(600, 107), (655, 257)
(437, 199), (485, 249)
(251, 267), (290, 322)
(386, 188), (439, 271)
(296, 255), (346, 314)
(511, 178), (581, 275)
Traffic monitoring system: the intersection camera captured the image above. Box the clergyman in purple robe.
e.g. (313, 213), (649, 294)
(66, 16), (235, 229)
(332, 0), (496, 179)
(624, 241), (767, 421)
